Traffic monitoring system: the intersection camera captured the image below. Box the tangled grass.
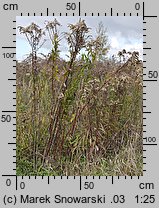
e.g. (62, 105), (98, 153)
(16, 19), (143, 176)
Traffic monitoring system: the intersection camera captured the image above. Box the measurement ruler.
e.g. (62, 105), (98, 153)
(0, 0), (158, 207)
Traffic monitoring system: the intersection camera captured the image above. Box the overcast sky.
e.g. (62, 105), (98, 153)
(16, 16), (142, 60)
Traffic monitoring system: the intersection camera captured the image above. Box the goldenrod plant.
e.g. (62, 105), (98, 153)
(17, 19), (142, 176)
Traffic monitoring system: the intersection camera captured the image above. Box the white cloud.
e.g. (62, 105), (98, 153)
(110, 35), (120, 48)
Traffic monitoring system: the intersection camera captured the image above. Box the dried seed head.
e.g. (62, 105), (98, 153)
(118, 51), (124, 57)
(18, 22), (45, 37)
(45, 19), (61, 30)
(122, 49), (126, 54)
(68, 19), (89, 33)
(66, 18), (90, 60)
(18, 22), (45, 49)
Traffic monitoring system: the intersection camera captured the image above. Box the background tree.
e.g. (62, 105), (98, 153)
(95, 21), (110, 62)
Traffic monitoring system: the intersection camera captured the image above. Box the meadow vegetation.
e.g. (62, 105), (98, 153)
(16, 19), (143, 176)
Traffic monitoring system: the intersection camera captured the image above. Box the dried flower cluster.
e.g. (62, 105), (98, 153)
(18, 23), (45, 48)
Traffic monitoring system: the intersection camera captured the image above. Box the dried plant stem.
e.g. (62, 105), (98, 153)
(32, 45), (38, 171)
(43, 19), (61, 162)
(18, 22), (45, 172)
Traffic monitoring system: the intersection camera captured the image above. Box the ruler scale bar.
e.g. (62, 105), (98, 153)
(0, 0), (159, 207)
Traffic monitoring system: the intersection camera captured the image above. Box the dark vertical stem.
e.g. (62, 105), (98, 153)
(32, 41), (38, 172)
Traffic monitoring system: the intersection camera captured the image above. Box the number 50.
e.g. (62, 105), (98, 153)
(66, 3), (76, 10)
(1, 115), (11, 122)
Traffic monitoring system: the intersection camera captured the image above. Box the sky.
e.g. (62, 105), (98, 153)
(16, 16), (143, 61)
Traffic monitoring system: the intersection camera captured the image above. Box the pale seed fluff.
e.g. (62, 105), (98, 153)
(58, 93), (64, 99)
